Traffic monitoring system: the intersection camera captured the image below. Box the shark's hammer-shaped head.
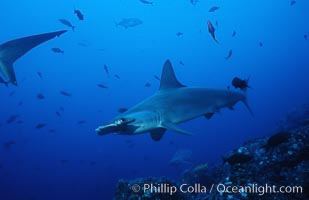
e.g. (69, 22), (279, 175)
(96, 111), (160, 135)
(96, 117), (136, 135)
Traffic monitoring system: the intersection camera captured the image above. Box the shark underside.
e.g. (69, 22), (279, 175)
(96, 60), (252, 141)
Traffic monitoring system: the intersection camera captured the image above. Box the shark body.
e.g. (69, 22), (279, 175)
(0, 30), (67, 85)
(96, 60), (252, 141)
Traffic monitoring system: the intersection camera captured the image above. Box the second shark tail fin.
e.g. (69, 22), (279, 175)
(0, 30), (67, 85)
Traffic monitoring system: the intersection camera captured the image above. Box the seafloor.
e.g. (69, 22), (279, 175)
(115, 104), (309, 200)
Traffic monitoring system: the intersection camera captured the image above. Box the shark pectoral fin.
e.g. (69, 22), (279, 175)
(161, 122), (192, 136)
(150, 128), (166, 141)
(205, 113), (214, 119)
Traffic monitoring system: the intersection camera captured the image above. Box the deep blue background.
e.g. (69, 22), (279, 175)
(1, 0), (309, 199)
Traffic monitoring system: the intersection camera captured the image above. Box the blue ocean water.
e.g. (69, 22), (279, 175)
(0, 0), (308, 199)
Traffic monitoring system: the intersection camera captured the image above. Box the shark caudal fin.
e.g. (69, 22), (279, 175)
(0, 30), (67, 85)
(159, 60), (185, 90)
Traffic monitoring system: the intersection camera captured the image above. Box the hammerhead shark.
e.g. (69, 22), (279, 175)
(96, 60), (252, 141)
(0, 30), (67, 86)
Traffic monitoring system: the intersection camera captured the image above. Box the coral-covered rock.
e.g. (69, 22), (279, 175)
(115, 125), (308, 200)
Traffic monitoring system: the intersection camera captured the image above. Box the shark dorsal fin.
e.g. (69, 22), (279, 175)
(159, 60), (185, 90)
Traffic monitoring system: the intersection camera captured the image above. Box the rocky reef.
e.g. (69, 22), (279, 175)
(115, 105), (309, 200)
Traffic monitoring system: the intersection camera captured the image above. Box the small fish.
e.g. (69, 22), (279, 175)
(259, 42), (263, 47)
(6, 115), (19, 124)
(179, 61), (184, 66)
(74, 9), (84, 20)
(267, 131), (291, 148)
(290, 0), (296, 6)
(225, 49), (233, 60)
(0, 76), (9, 87)
(215, 20), (219, 28)
(18, 101), (23, 106)
(97, 84), (108, 89)
(104, 64), (110, 78)
(208, 6), (220, 12)
(116, 18), (143, 29)
(139, 0), (154, 5)
(9, 91), (15, 96)
(207, 20), (219, 44)
(118, 108), (128, 113)
(144, 82), (151, 87)
(51, 47), (64, 54)
(232, 77), (251, 91)
(59, 19), (75, 31)
(37, 72), (43, 79)
(56, 111), (61, 118)
(232, 31), (236, 37)
(59, 91), (72, 97)
(114, 74), (120, 79)
(35, 123), (46, 129)
(77, 120), (86, 124)
(154, 75), (160, 81)
(176, 32), (183, 36)
(190, 0), (199, 5)
(304, 34), (308, 40)
(36, 93), (45, 100)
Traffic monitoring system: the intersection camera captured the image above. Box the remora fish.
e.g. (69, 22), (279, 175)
(96, 60), (252, 141)
(0, 30), (67, 85)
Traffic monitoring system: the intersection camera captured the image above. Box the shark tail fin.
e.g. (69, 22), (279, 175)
(0, 62), (17, 85)
(0, 30), (67, 85)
